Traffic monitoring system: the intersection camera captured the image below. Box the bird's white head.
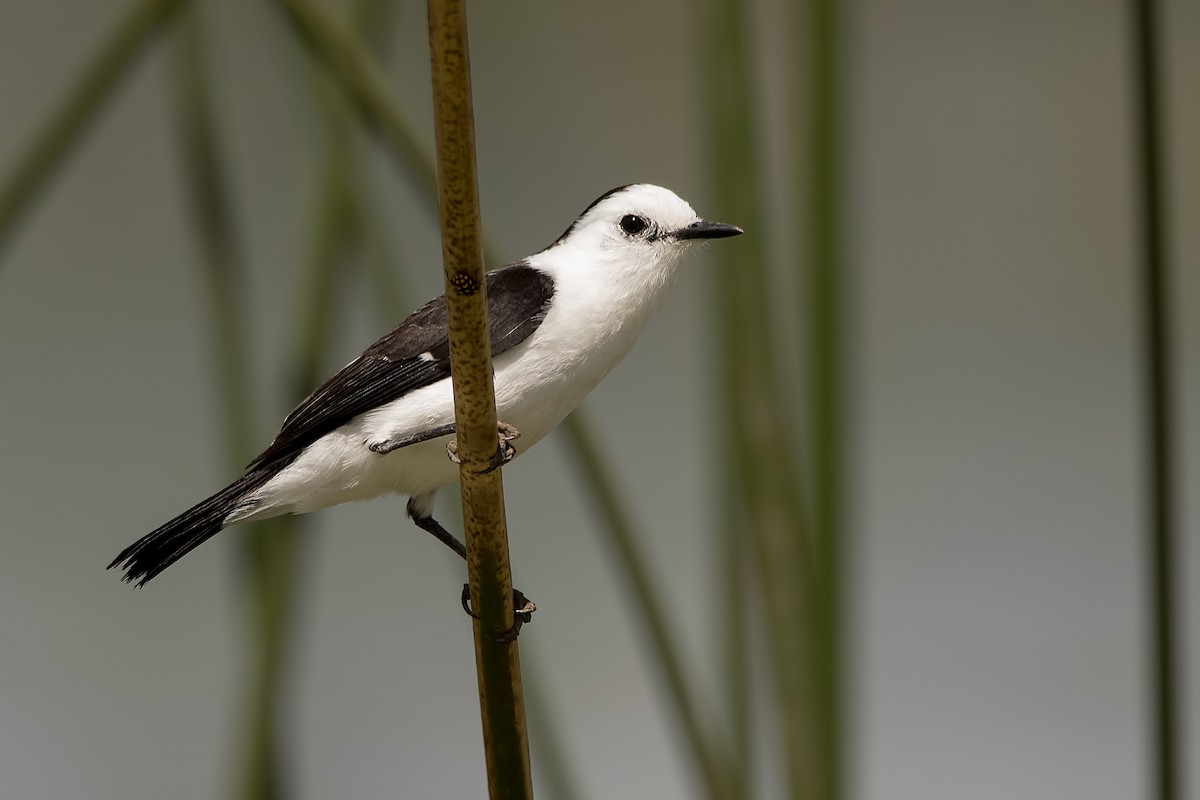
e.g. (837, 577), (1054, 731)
(511, 185), (742, 386)
(548, 183), (743, 254)
(537, 184), (743, 303)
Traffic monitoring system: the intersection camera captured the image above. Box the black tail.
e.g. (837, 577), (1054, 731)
(109, 466), (280, 587)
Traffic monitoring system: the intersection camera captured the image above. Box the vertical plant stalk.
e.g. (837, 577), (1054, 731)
(700, 0), (820, 797)
(172, 1), (254, 466)
(237, 515), (303, 800)
(718, 479), (751, 800)
(0, 0), (186, 261)
(425, 0), (533, 796)
(343, 0), (415, 320)
(1129, 2), (1177, 799)
(805, 0), (845, 798)
(277, 12), (586, 794)
(172, 7), (312, 799)
(235, 68), (359, 800)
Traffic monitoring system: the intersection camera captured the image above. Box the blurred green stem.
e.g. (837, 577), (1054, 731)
(1129, 1), (1178, 798)
(239, 518), (303, 800)
(561, 413), (734, 800)
(0, 0), (186, 261)
(719, 481), (751, 800)
(172, 5), (277, 797)
(804, 0), (846, 797)
(234, 58), (362, 800)
(701, 0), (820, 796)
(172, 0), (254, 460)
(343, 0), (413, 319)
(172, 5), (328, 797)
(278, 0), (437, 202)
(350, 0), (401, 61)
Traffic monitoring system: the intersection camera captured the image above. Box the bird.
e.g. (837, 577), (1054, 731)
(109, 183), (743, 587)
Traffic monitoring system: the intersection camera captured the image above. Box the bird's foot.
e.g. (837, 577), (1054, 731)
(447, 421), (521, 473)
(461, 583), (537, 643)
(369, 421), (456, 455)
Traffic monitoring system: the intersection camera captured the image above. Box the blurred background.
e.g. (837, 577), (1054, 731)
(0, 0), (1196, 798)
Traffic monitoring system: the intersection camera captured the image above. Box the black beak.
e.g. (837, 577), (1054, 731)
(674, 219), (744, 240)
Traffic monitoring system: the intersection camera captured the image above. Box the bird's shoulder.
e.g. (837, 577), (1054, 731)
(245, 261), (555, 470)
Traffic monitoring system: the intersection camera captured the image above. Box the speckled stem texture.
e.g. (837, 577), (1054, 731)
(425, 0), (533, 797)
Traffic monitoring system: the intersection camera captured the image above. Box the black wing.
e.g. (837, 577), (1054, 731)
(246, 262), (555, 470)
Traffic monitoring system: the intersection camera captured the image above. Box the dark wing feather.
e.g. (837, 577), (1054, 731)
(246, 262), (554, 470)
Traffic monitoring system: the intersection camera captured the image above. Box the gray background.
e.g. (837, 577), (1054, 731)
(1, 0), (1196, 798)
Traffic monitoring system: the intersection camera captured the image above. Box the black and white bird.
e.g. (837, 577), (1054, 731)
(110, 184), (742, 586)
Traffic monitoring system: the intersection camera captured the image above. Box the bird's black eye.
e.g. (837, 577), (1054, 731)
(619, 214), (649, 236)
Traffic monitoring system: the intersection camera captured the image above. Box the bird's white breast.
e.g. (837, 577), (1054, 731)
(491, 242), (680, 438)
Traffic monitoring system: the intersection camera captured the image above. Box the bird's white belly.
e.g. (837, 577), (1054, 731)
(236, 319), (633, 522)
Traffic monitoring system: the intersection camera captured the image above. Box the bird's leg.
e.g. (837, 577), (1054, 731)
(406, 494), (535, 639)
(407, 497), (468, 560)
(446, 420), (521, 473)
(368, 421), (457, 455)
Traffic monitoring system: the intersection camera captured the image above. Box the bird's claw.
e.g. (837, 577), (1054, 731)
(461, 583), (537, 642)
(484, 421), (521, 473)
(447, 421), (521, 473)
